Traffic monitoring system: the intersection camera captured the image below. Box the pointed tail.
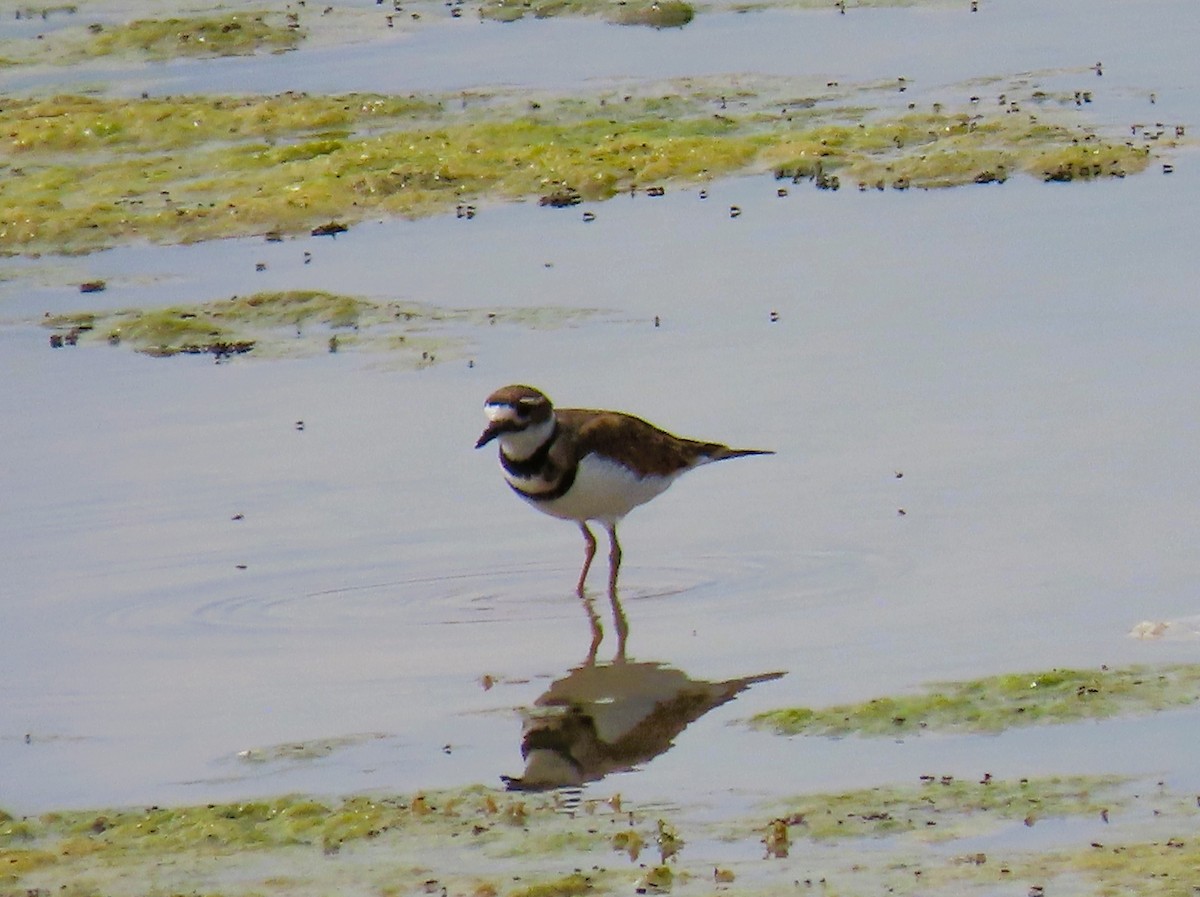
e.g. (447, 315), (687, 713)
(712, 446), (775, 462)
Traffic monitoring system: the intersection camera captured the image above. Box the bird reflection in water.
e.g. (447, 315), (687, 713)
(502, 588), (784, 791)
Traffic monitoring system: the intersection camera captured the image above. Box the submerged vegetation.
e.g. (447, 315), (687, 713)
(43, 289), (596, 361)
(0, 79), (1166, 256)
(751, 663), (1200, 737)
(758, 775), (1200, 897)
(80, 12), (303, 60)
(480, 0), (695, 27)
(2, 10), (303, 66)
(765, 774), (1124, 841)
(0, 787), (620, 893)
(0, 0), (966, 60)
(4, 775), (1200, 896)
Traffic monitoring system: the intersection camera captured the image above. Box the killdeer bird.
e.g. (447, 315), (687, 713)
(476, 385), (773, 594)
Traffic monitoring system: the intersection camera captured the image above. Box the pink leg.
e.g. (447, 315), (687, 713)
(577, 522), (597, 595)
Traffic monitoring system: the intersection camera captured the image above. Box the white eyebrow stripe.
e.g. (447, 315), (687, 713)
(485, 403), (518, 422)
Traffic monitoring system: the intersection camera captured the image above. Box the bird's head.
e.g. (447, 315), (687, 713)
(475, 385), (554, 449)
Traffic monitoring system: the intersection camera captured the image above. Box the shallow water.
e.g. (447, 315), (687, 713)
(3, 0), (1199, 107)
(2, 0), (1200, 821)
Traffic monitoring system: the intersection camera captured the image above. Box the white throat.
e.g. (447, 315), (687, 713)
(497, 415), (556, 461)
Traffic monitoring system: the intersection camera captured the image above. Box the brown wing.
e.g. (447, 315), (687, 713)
(556, 408), (761, 478)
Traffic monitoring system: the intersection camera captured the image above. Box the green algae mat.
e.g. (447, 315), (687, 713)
(5, 775), (1200, 897)
(4, 667), (1199, 895)
(1, 8), (302, 67)
(751, 663), (1200, 737)
(42, 289), (598, 362)
(0, 78), (1170, 256)
(0, 0), (1078, 65)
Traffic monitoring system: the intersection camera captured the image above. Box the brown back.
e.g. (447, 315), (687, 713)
(555, 409), (767, 478)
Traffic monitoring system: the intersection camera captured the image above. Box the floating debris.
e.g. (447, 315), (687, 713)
(656, 819), (684, 863)
(141, 340), (255, 360)
(539, 187), (582, 208)
(634, 865), (673, 894)
(764, 818), (790, 858)
(310, 221), (348, 237)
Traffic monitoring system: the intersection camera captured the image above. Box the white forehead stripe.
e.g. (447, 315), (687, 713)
(485, 403), (518, 422)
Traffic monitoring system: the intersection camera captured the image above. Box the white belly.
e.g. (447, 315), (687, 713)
(519, 454), (678, 525)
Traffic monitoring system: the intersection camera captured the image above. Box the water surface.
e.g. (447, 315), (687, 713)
(2, 0), (1199, 818)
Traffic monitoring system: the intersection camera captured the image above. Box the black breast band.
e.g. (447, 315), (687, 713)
(501, 422), (577, 502)
(509, 463), (577, 503)
(500, 421), (558, 477)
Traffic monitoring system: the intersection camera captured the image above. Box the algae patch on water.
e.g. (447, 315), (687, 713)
(480, 0), (694, 27)
(0, 79), (1167, 256)
(7, 776), (1198, 897)
(3, 10), (303, 66)
(85, 12), (302, 59)
(43, 289), (596, 362)
(739, 772), (1200, 892)
(751, 663), (1200, 737)
(762, 775), (1124, 842)
(0, 787), (697, 897)
(234, 733), (390, 763)
(0, 787), (621, 894)
(738, 775), (1200, 896)
(765, 110), (1154, 190)
(913, 835), (1200, 897)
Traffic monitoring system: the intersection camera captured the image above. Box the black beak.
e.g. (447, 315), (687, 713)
(475, 422), (502, 449)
